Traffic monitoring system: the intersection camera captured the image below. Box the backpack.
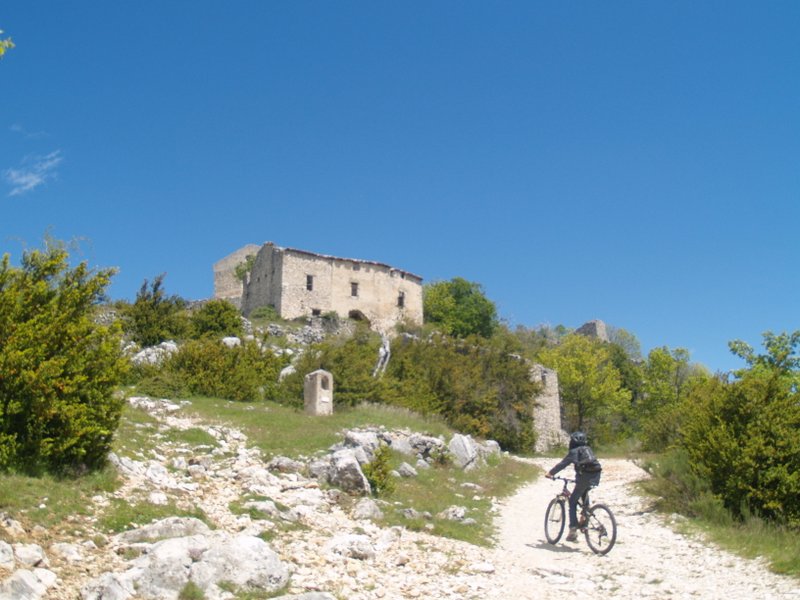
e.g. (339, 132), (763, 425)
(576, 445), (602, 473)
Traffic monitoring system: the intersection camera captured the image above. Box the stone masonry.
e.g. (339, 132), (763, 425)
(530, 364), (569, 452)
(213, 244), (261, 309)
(215, 242), (423, 334)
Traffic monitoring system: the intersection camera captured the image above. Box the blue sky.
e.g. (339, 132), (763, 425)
(2, 2), (798, 374)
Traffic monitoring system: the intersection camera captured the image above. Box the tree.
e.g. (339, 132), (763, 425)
(423, 277), (498, 338)
(637, 346), (708, 451)
(119, 274), (188, 346)
(537, 334), (631, 441)
(0, 240), (127, 473)
(681, 331), (800, 524)
(607, 326), (642, 361)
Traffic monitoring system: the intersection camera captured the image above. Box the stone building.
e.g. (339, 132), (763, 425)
(214, 242), (423, 334)
(213, 244), (261, 309)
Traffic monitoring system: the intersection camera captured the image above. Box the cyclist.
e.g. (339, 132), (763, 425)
(545, 431), (602, 542)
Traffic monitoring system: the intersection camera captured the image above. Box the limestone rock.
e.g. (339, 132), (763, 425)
(327, 450), (371, 495)
(0, 568), (57, 600)
(116, 517), (211, 544)
(351, 498), (384, 521)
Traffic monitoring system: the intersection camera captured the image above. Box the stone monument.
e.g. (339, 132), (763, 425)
(304, 369), (334, 416)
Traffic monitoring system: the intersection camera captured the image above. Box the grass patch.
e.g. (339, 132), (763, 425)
(385, 453), (538, 546)
(0, 466), (119, 536)
(99, 498), (211, 534)
(162, 426), (219, 449)
(112, 403), (163, 459)
(182, 397), (453, 459)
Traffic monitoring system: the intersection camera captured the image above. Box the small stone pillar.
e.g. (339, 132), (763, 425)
(304, 369), (334, 416)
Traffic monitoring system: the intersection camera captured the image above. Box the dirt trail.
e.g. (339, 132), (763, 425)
(488, 458), (800, 599)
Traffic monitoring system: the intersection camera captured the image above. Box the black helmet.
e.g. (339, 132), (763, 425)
(569, 431), (587, 448)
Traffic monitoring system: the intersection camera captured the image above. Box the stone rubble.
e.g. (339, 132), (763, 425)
(1, 397), (799, 600)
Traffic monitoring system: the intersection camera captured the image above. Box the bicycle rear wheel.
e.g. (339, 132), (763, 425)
(583, 503), (616, 555)
(544, 497), (566, 544)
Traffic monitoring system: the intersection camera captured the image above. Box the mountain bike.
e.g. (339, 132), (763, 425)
(544, 476), (617, 555)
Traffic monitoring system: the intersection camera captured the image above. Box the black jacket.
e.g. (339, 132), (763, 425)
(548, 444), (602, 477)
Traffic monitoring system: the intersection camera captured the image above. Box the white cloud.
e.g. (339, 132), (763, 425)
(3, 150), (64, 196)
(10, 123), (47, 139)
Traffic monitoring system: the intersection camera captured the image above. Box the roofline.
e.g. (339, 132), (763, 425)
(263, 241), (423, 282)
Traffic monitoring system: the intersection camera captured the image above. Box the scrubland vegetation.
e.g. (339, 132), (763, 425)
(1, 239), (798, 574)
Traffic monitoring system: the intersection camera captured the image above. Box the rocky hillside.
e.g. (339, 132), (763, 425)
(0, 396), (511, 600)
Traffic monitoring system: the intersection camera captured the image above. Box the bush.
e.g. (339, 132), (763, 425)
(279, 329), (538, 452)
(362, 444), (395, 497)
(190, 299), (243, 339)
(0, 240), (128, 474)
(163, 338), (287, 402)
(681, 332), (800, 525)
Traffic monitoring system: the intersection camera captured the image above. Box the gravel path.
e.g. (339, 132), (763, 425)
(489, 458), (800, 599)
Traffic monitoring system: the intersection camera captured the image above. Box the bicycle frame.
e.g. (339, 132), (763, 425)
(546, 475), (617, 554)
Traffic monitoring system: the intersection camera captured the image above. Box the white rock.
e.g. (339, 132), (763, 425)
(13, 544), (48, 568)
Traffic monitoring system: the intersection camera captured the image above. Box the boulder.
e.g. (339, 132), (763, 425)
(13, 544), (48, 568)
(81, 572), (136, 600)
(328, 450), (371, 495)
(130, 341), (179, 366)
(188, 534), (289, 596)
(221, 336), (242, 348)
(0, 541), (14, 571)
(448, 434), (481, 470)
(116, 517), (211, 544)
(397, 462), (418, 478)
(267, 456), (305, 474)
(351, 498), (384, 521)
(325, 534), (375, 561)
(0, 568), (57, 600)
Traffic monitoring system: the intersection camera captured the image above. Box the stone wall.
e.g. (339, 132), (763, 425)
(530, 364), (569, 452)
(233, 242), (423, 334)
(575, 319), (609, 343)
(212, 244), (261, 308)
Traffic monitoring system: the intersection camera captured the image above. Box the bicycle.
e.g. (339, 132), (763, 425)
(544, 476), (617, 555)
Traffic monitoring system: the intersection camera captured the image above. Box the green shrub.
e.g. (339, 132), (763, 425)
(279, 329), (538, 452)
(362, 444), (395, 497)
(680, 332), (800, 525)
(0, 240), (128, 474)
(190, 299), (243, 339)
(249, 305), (279, 322)
(279, 326), (381, 407)
(164, 339), (287, 402)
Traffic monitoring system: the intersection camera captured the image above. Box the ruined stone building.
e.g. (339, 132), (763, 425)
(214, 242), (423, 333)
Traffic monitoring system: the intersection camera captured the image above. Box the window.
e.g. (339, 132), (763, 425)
(312, 308), (321, 317)
(397, 291), (405, 308)
(353, 263), (361, 271)
(351, 282), (359, 297)
(306, 275), (314, 291)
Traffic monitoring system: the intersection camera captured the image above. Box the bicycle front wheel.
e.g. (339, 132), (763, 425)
(544, 497), (566, 544)
(584, 503), (617, 555)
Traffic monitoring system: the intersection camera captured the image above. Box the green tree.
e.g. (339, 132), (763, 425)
(119, 274), (188, 346)
(607, 326), (642, 361)
(190, 299), (243, 339)
(423, 277), (498, 338)
(537, 334), (631, 441)
(681, 331), (800, 524)
(638, 346), (708, 450)
(0, 240), (128, 473)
